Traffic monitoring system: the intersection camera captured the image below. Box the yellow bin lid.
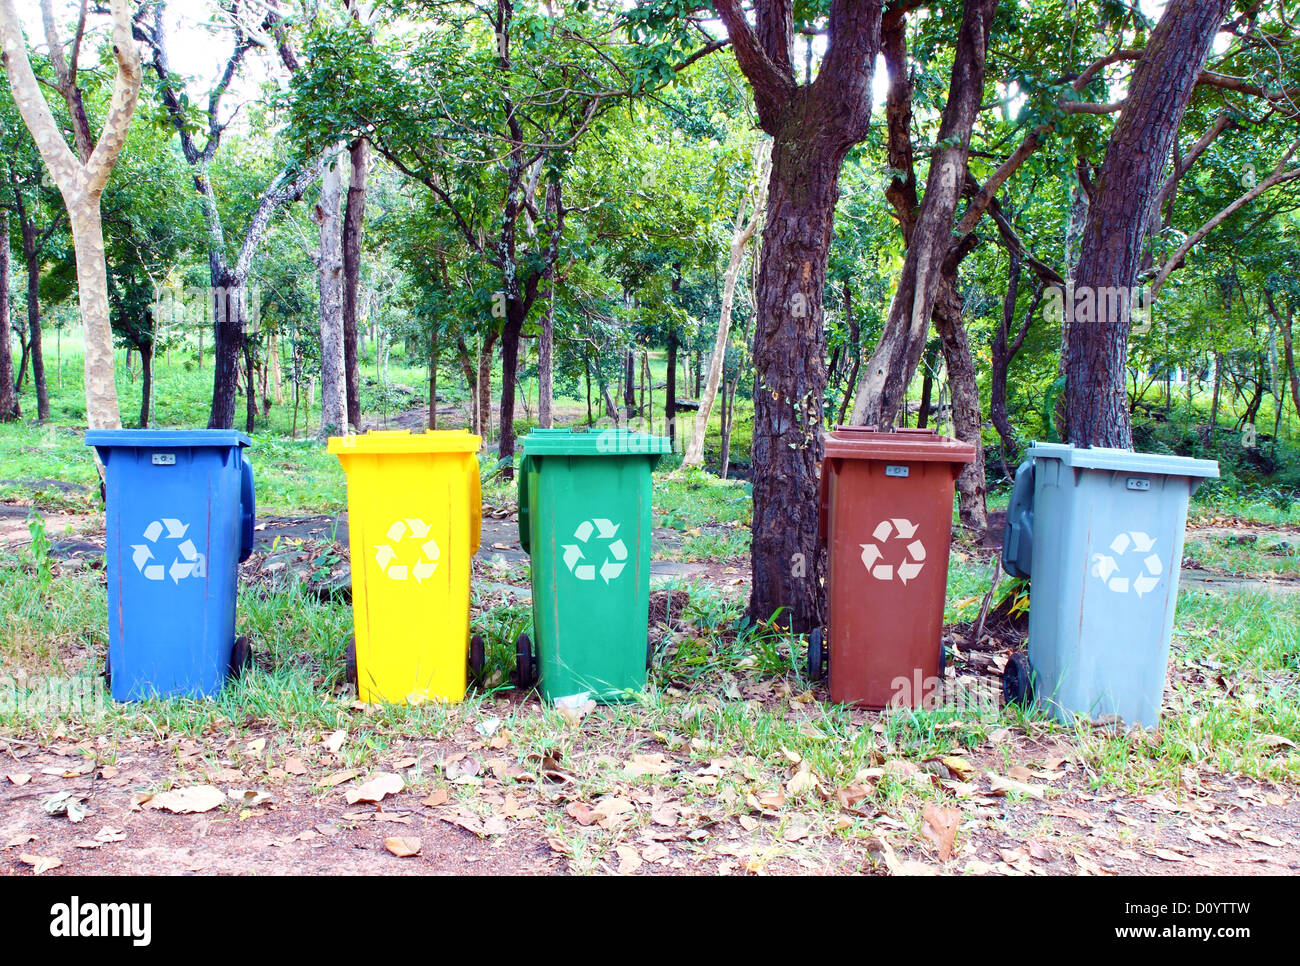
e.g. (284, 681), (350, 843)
(327, 429), (482, 456)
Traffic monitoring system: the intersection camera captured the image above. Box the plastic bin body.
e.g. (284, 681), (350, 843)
(519, 429), (670, 704)
(819, 428), (975, 708)
(1003, 443), (1219, 727)
(329, 430), (481, 704)
(85, 429), (255, 701)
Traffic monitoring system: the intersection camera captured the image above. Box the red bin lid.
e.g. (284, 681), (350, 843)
(822, 426), (976, 464)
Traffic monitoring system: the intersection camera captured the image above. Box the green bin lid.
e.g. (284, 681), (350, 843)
(823, 426), (975, 464)
(520, 428), (672, 458)
(1028, 442), (1219, 478)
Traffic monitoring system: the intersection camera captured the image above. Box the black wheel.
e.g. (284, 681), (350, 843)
(103, 655), (112, 689)
(514, 633), (535, 690)
(646, 639), (654, 670)
(469, 633), (486, 683)
(807, 628), (825, 681)
(345, 635), (357, 687)
(1002, 651), (1032, 706)
(938, 638), (947, 674)
(229, 635), (253, 678)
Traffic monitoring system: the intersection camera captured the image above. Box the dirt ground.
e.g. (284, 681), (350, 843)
(2, 702), (1296, 876)
(2, 504), (1298, 876)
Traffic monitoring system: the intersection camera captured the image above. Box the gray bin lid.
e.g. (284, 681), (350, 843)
(1028, 442), (1219, 479)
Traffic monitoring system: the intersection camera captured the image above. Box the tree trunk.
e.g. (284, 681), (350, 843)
(208, 278), (245, 430)
(1065, 0), (1229, 447)
(1, 0), (141, 431)
(0, 210), (16, 421)
(835, 280), (859, 426)
(1278, 305), (1299, 430)
(477, 331), (497, 443)
(584, 350), (592, 425)
(428, 327), (438, 430)
(315, 152), (347, 438)
(720, 377), (730, 478)
(685, 146), (768, 466)
(138, 340), (153, 428)
(66, 207), (121, 430)
(243, 336), (257, 433)
(747, 135), (847, 630)
(497, 305), (524, 474)
(934, 274), (987, 534)
(22, 228), (49, 421)
(712, 0), (883, 629)
(639, 349), (646, 419)
(455, 335), (477, 434)
(666, 328), (678, 448)
(623, 349), (635, 418)
(850, 0), (997, 428)
(917, 350), (934, 429)
(538, 284), (554, 428)
(342, 138), (367, 430)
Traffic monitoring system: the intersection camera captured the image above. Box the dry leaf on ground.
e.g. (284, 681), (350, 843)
(345, 773), (404, 805)
(921, 804), (961, 861)
(149, 785), (226, 814)
(385, 836), (422, 857)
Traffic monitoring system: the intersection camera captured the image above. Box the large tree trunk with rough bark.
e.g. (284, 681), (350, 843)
(208, 278), (245, 430)
(315, 154), (347, 438)
(1065, 0), (1229, 448)
(0, 0), (141, 431)
(714, 0), (883, 632)
(0, 210), (15, 421)
(343, 138), (367, 430)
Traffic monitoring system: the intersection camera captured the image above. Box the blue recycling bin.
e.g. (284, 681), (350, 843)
(85, 430), (256, 700)
(1001, 443), (1218, 727)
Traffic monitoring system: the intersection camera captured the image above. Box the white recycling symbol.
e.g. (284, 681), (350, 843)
(1090, 530), (1162, 597)
(374, 519), (440, 582)
(563, 518), (627, 584)
(859, 518), (927, 585)
(131, 518), (206, 584)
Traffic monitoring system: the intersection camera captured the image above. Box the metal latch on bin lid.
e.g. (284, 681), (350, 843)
(885, 464), (909, 478)
(1126, 477), (1151, 491)
(151, 453), (176, 466)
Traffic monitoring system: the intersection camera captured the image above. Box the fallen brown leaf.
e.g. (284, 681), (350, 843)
(385, 836), (422, 858)
(921, 804), (961, 861)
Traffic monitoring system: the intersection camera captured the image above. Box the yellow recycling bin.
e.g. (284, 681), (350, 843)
(328, 430), (482, 704)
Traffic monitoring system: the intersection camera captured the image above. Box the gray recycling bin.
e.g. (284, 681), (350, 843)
(1001, 443), (1219, 727)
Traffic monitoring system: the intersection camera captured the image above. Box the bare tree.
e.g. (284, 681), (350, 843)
(683, 141), (770, 468)
(0, 0), (143, 429)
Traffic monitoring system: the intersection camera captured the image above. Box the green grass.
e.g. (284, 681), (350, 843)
(1183, 531), (1300, 577)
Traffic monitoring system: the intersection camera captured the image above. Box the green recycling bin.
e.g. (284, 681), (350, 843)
(516, 428), (671, 704)
(1001, 443), (1219, 727)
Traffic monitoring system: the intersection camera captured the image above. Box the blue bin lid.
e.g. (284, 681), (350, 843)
(85, 429), (251, 450)
(1028, 442), (1218, 478)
